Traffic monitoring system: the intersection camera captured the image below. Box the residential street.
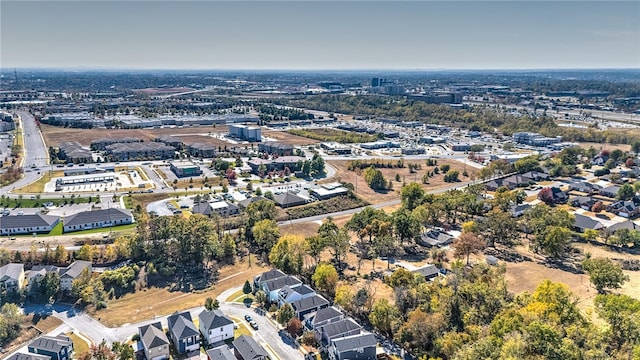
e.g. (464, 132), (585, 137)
(12, 286), (304, 360)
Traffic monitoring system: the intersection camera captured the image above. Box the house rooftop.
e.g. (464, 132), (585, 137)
(206, 346), (236, 360)
(232, 335), (268, 360)
(139, 322), (169, 349)
(331, 333), (377, 353)
(167, 311), (199, 340)
(199, 309), (234, 329)
(28, 335), (72, 353)
(63, 208), (133, 228)
(292, 294), (329, 313)
(0, 263), (24, 282)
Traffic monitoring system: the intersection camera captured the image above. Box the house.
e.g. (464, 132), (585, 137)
(549, 187), (569, 204)
(521, 171), (549, 181)
(238, 196), (269, 209)
(253, 269), (287, 291)
(28, 335), (73, 360)
(259, 141), (294, 156)
(6, 353), (50, 360)
(192, 201), (240, 218)
(232, 335), (268, 360)
(418, 230), (454, 247)
(139, 322), (170, 360)
(571, 196), (598, 211)
(63, 208), (134, 233)
(569, 181), (602, 195)
(206, 346), (236, 360)
(502, 175), (533, 188)
(0, 263), (25, 292)
(0, 214), (61, 235)
(411, 264), (441, 281)
(278, 284), (316, 306)
(199, 309), (235, 345)
(329, 333), (377, 360)
(291, 294), (330, 320)
(574, 214), (604, 232)
(510, 203), (531, 218)
(605, 220), (640, 235)
(600, 185), (621, 199)
(273, 192), (307, 208)
(27, 265), (59, 290)
(484, 179), (504, 192)
(608, 198), (640, 218)
(58, 141), (92, 164)
(304, 306), (344, 330)
(262, 276), (302, 303)
(316, 318), (362, 345)
(167, 311), (200, 354)
(59, 261), (92, 291)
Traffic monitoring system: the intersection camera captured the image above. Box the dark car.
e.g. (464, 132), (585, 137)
(244, 315), (253, 322)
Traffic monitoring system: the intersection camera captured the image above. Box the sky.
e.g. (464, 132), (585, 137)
(1, 1), (639, 70)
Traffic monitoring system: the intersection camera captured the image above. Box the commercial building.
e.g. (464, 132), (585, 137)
(170, 162), (203, 178)
(62, 208), (135, 233)
(55, 172), (116, 189)
(320, 142), (351, 155)
(42, 113), (109, 128)
(229, 124), (261, 142)
(104, 142), (175, 161)
(0, 214), (60, 235)
(512, 132), (562, 146)
(360, 141), (401, 150)
(154, 135), (183, 148)
(259, 141), (294, 156)
(247, 156), (304, 174)
(449, 142), (472, 152)
(186, 143), (216, 158)
(90, 137), (143, 150)
(310, 182), (349, 200)
(117, 113), (259, 129)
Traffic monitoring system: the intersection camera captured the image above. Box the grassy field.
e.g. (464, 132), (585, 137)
(327, 159), (478, 205)
(66, 332), (91, 354)
(262, 129), (320, 146)
(225, 289), (255, 303)
(91, 254), (268, 327)
(48, 222), (64, 236)
(14, 171), (64, 193)
(288, 128), (377, 143)
(40, 124), (230, 147)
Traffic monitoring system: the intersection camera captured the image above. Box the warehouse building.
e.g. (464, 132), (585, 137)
(229, 124), (262, 142)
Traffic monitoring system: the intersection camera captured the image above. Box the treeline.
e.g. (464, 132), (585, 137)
(257, 104), (313, 120)
(288, 128), (378, 143)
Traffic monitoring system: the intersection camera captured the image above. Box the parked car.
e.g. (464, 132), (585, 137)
(249, 321), (259, 330)
(244, 315), (253, 322)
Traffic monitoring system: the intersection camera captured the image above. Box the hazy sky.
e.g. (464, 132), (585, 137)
(1, 1), (639, 70)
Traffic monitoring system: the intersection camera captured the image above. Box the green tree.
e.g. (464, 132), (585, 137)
(76, 244), (94, 261)
(363, 166), (387, 190)
(369, 298), (399, 337)
(243, 280), (253, 298)
(400, 183), (425, 210)
(453, 232), (486, 265)
(582, 257), (629, 293)
(111, 341), (134, 360)
(514, 156), (541, 174)
(269, 234), (306, 275)
(536, 226), (573, 259)
(252, 219), (280, 253)
(39, 271), (60, 302)
(255, 290), (267, 308)
(617, 184), (636, 201)
(277, 303), (295, 325)
(312, 263), (339, 299)
(595, 293), (640, 347)
(205, 297), (219, 310)
(443, 170), (460, 183)
(392, 209), (421, 245)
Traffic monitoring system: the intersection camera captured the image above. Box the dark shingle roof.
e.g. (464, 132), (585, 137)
(1, 214), (59, 228)
(331, 333), (377, 353)
(264, 276), (302, 292)
(232, 335), (267, 360)
(606, 220), (640, 234)
(280, 284), (315, 299)
(412, 264), (440, 278)
(64, 208), (133, 227)
(28, 335), (72, 353)
(255, 269), (286, 284)
(167, 311), (199, 340)
(206, 346), (236, 360)
(239, 196), (268, 208)
(319, 318), (361, 339)
(306, 306), (343, 325)
(6, 353), (50, 360)
(199, 309), (234, 330)
(574, 214), (604, 230)
(139, 322), (169, 349)
(292, 294), (329, 313)
(273, 192), (306, 207)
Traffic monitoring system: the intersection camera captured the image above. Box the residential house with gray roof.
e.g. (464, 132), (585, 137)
(316, 318), (362, 345)
(138, 322), (170, 360)
(6, 353), (50, 360)
(0, 263), (25, 292)
(199, 309), (235, 345)
(292, 294), (330, 320)
(262, 275), (302, 303)
(278, 284), (316, 306)
(329, 333), (377, 360)
(304, 306), (344, 330)
(232, 335), (268, 360)
(59, 261), (92, 291)
(206, 346), (236, 360)
(167, 311), (200, 354)
(27, 335), (73, 360)
(254, 269), (286, 290)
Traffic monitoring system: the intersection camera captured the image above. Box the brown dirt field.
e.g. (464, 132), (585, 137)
(177, 135), (243, 148)
(41, 124), (229, 147)
(92, 255), (268, 327)
(280, 221), (321, 239)
(327, 159), (478, 205)
(578, 142), (631, 152)
(263, 130), (320, 146)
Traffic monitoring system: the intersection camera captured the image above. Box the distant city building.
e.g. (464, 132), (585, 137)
(320, 142), (351, 155)
(360, 141), (401, 150)
(90, 137), (143, 150)
(186, 143), (216, 158)
(229, 124), (261, 142)
(259, 141), (294, 156)
(512, 132), (562, 146)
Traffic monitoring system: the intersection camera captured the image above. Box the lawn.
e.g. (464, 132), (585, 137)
(229, 316), (253, 337)
(48, 222), (63, 236)
(91, 254), (268, 327)
(14, 171), (64, 193)
(64, 223), (137, 235)
(225, 289), (255, 303)
(66, 332), (91, 354)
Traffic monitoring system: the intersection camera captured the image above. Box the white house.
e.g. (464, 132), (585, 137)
(59, 261), (92, 291)
(278, 284), (316, 306)
(0, 263), (25, 292)
(199, 309), (235, 345)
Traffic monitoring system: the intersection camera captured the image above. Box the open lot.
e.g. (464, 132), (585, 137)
(91, 255), (268, 327)
(327, 159), (478, 204)
(40, 124), (230, 147)
(1, 314), (63, 356)
(262, 129), (320, 146)
(577, 142), (631, 152)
